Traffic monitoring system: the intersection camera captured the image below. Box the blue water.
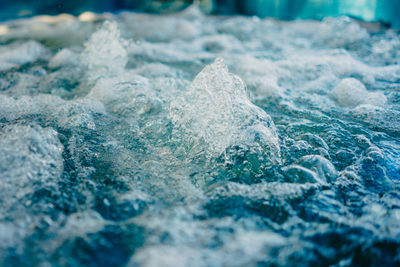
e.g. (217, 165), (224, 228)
(242, 0), (400, 27)
(1, 0), (400, 27)
(0, 6), (399, 266)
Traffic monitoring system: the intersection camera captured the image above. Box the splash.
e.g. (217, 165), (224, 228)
(0, 6), (400, 267)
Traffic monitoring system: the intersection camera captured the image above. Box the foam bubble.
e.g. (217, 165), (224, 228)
(331, 78), (387, 107)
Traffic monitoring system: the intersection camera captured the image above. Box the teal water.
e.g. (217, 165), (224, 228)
(243, 0), (400, 27)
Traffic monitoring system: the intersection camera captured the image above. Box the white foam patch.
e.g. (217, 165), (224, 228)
(48, 48), (80, 68)
(0, 41), (48, 71)
(331, 78), (387, 107)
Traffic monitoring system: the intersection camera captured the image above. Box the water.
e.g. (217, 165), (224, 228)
(241, 0), (400, 27)
(0, 6), (400, 266)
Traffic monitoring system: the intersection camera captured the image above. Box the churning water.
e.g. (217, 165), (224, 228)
(0, 5), (400, 266)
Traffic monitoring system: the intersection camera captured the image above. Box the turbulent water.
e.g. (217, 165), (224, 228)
(0, 6), (400, 266)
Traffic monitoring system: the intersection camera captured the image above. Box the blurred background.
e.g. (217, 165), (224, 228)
(0, 0), (399, 27)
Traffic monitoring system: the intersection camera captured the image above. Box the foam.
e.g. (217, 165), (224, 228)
(331, 78), (387, 107)
(0, 41), (48, 71)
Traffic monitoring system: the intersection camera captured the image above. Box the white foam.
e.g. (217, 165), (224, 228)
(48, 48), (80, 68)
(331, 78), (387, 107)
(0, 41), (48, 71)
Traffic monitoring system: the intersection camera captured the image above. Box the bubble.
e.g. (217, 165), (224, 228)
(331, 78), (387, 107)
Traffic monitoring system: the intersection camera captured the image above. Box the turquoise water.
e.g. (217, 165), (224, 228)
(243, 0), (400, 27)
(1, 1), (400, 28)
(0, 6), (399, 266)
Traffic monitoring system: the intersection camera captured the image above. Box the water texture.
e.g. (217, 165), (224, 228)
(0, 6), (400, 266)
